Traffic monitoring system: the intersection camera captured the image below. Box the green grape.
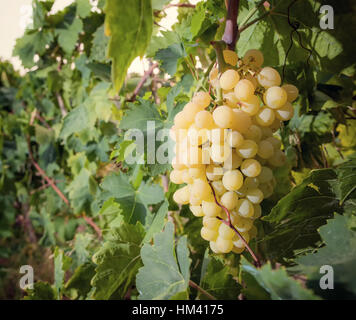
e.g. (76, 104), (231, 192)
(195, 110), (215, 129)
(190, 205), (204, 217)
(245, 188), (264, 204)
(240, 95), (261, 116)
(216, 236), (233, 253)
(218, 223), (235, 240)
(201, 227), (218, 241)
(236, 198), (254, 218)
(241, 159), (262, 177)
(223, 49), (238, 66)
(227, 130), (244, 148)
(222, 170), (244, 191)
(258, 166), (273, 183)
(275, 102), (294, 121)
(192, 91), (211, 108)
(244, 124), (262, 142)
(257, 140), (274, 159)
(220, 191), (239, 210)
(213, 105), (234, 128)
(264, 86), (288, 109)
(211, 180), (227, 196)
(243, 49), (264, 67)
(255, 107), (275, 127)
(257, 67), (281, 88)
(206, 164), (224, 181)
(202, 200), (221, 217)
(173, 185), (191, 205)
(236, 139), (258, 158)
(170, 169), (183, 184)
(282, 84), (299, 102)
(220, 69), (240, 90)
(234, 79), (255, 101)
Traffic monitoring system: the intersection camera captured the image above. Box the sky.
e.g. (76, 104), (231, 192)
(0, 0), (200, 75)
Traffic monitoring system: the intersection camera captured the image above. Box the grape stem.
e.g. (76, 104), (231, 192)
(208, 182), (261, 268)
(189, 280), (217, 300)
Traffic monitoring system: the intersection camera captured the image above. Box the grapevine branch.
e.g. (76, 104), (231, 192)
(82, 214), (102, 240)
(223, 0), (240, 50)
(208, 182), (261, 268)
(26, 136), (70, 206)
(189, 280), (217, 300)
(127, 62), (159, 102)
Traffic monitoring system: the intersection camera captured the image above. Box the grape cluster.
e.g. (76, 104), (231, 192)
(169, 49), (298, 254)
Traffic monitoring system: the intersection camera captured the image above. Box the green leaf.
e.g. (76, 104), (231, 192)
(119, 99), (165, 133)
(155, 43), (186, 76)
(66, 168), (96, 214)
(190, 5), (206, 37)
(199, 255), (241, 300)
(152, 0), (171, 10)
(101, 172), (165, 225)
(143, 200), (168, 243)
(105, 0), (153, 92)
(13, 31), (54, 68)
(54, 247), (72, 296)
(55, 18), (83, 54)
(91, 222), (145, 299)
(136, 221), (191, 299)
(76, 0), (92, 18)
(336, 159), (356, 204)
(241, 258), (320, 300)
(65, 262), (96, 299)
(262, 169), (340, 260)
(293, 214), (356, 298)
(24, 282), (56, 300)
(90, 25), (109, 63)
(146, 30), (181, 57)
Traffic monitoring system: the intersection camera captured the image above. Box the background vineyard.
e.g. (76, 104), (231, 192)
(0, 0), (355, 300)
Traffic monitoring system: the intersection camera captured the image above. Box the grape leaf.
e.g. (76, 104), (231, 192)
(293, 214), (356, 299)
(119, 99), (165, 133)
(136, 221), (191, 299)
(105, 0), (153, 92)
(100, 172), (165, 225)
(146, 30), (181, 57)
(54, 247), (72, 296)
(151, 0), (171, 10)
(91, 222), (145, 300)
(241, 257), (320, 300)
(76, 0), (91, 18)
(13, 31), (54, 68)
(143, 200), (168, 243)
(262, 169), (340, 261)
(55, 18), (83, 54)
(155, 43), (186, 76)
(24, 282), (56, 300)
(90, 25), (109, 63)
(199, 255), (241, 300)
(336, 159), (356, 204)
(65, 262), (96, 299)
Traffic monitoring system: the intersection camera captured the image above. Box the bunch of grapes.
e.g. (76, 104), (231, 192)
(169, 49), (298, 254)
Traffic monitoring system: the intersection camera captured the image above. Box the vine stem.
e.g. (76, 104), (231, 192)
(189, 280), (217, 300)
(127, 62), (159, 102)
(208, 182), (261, 268)
(83, 214), (102, 240)
(223, 0), (240, 50)
(26, 136), (70, 206)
